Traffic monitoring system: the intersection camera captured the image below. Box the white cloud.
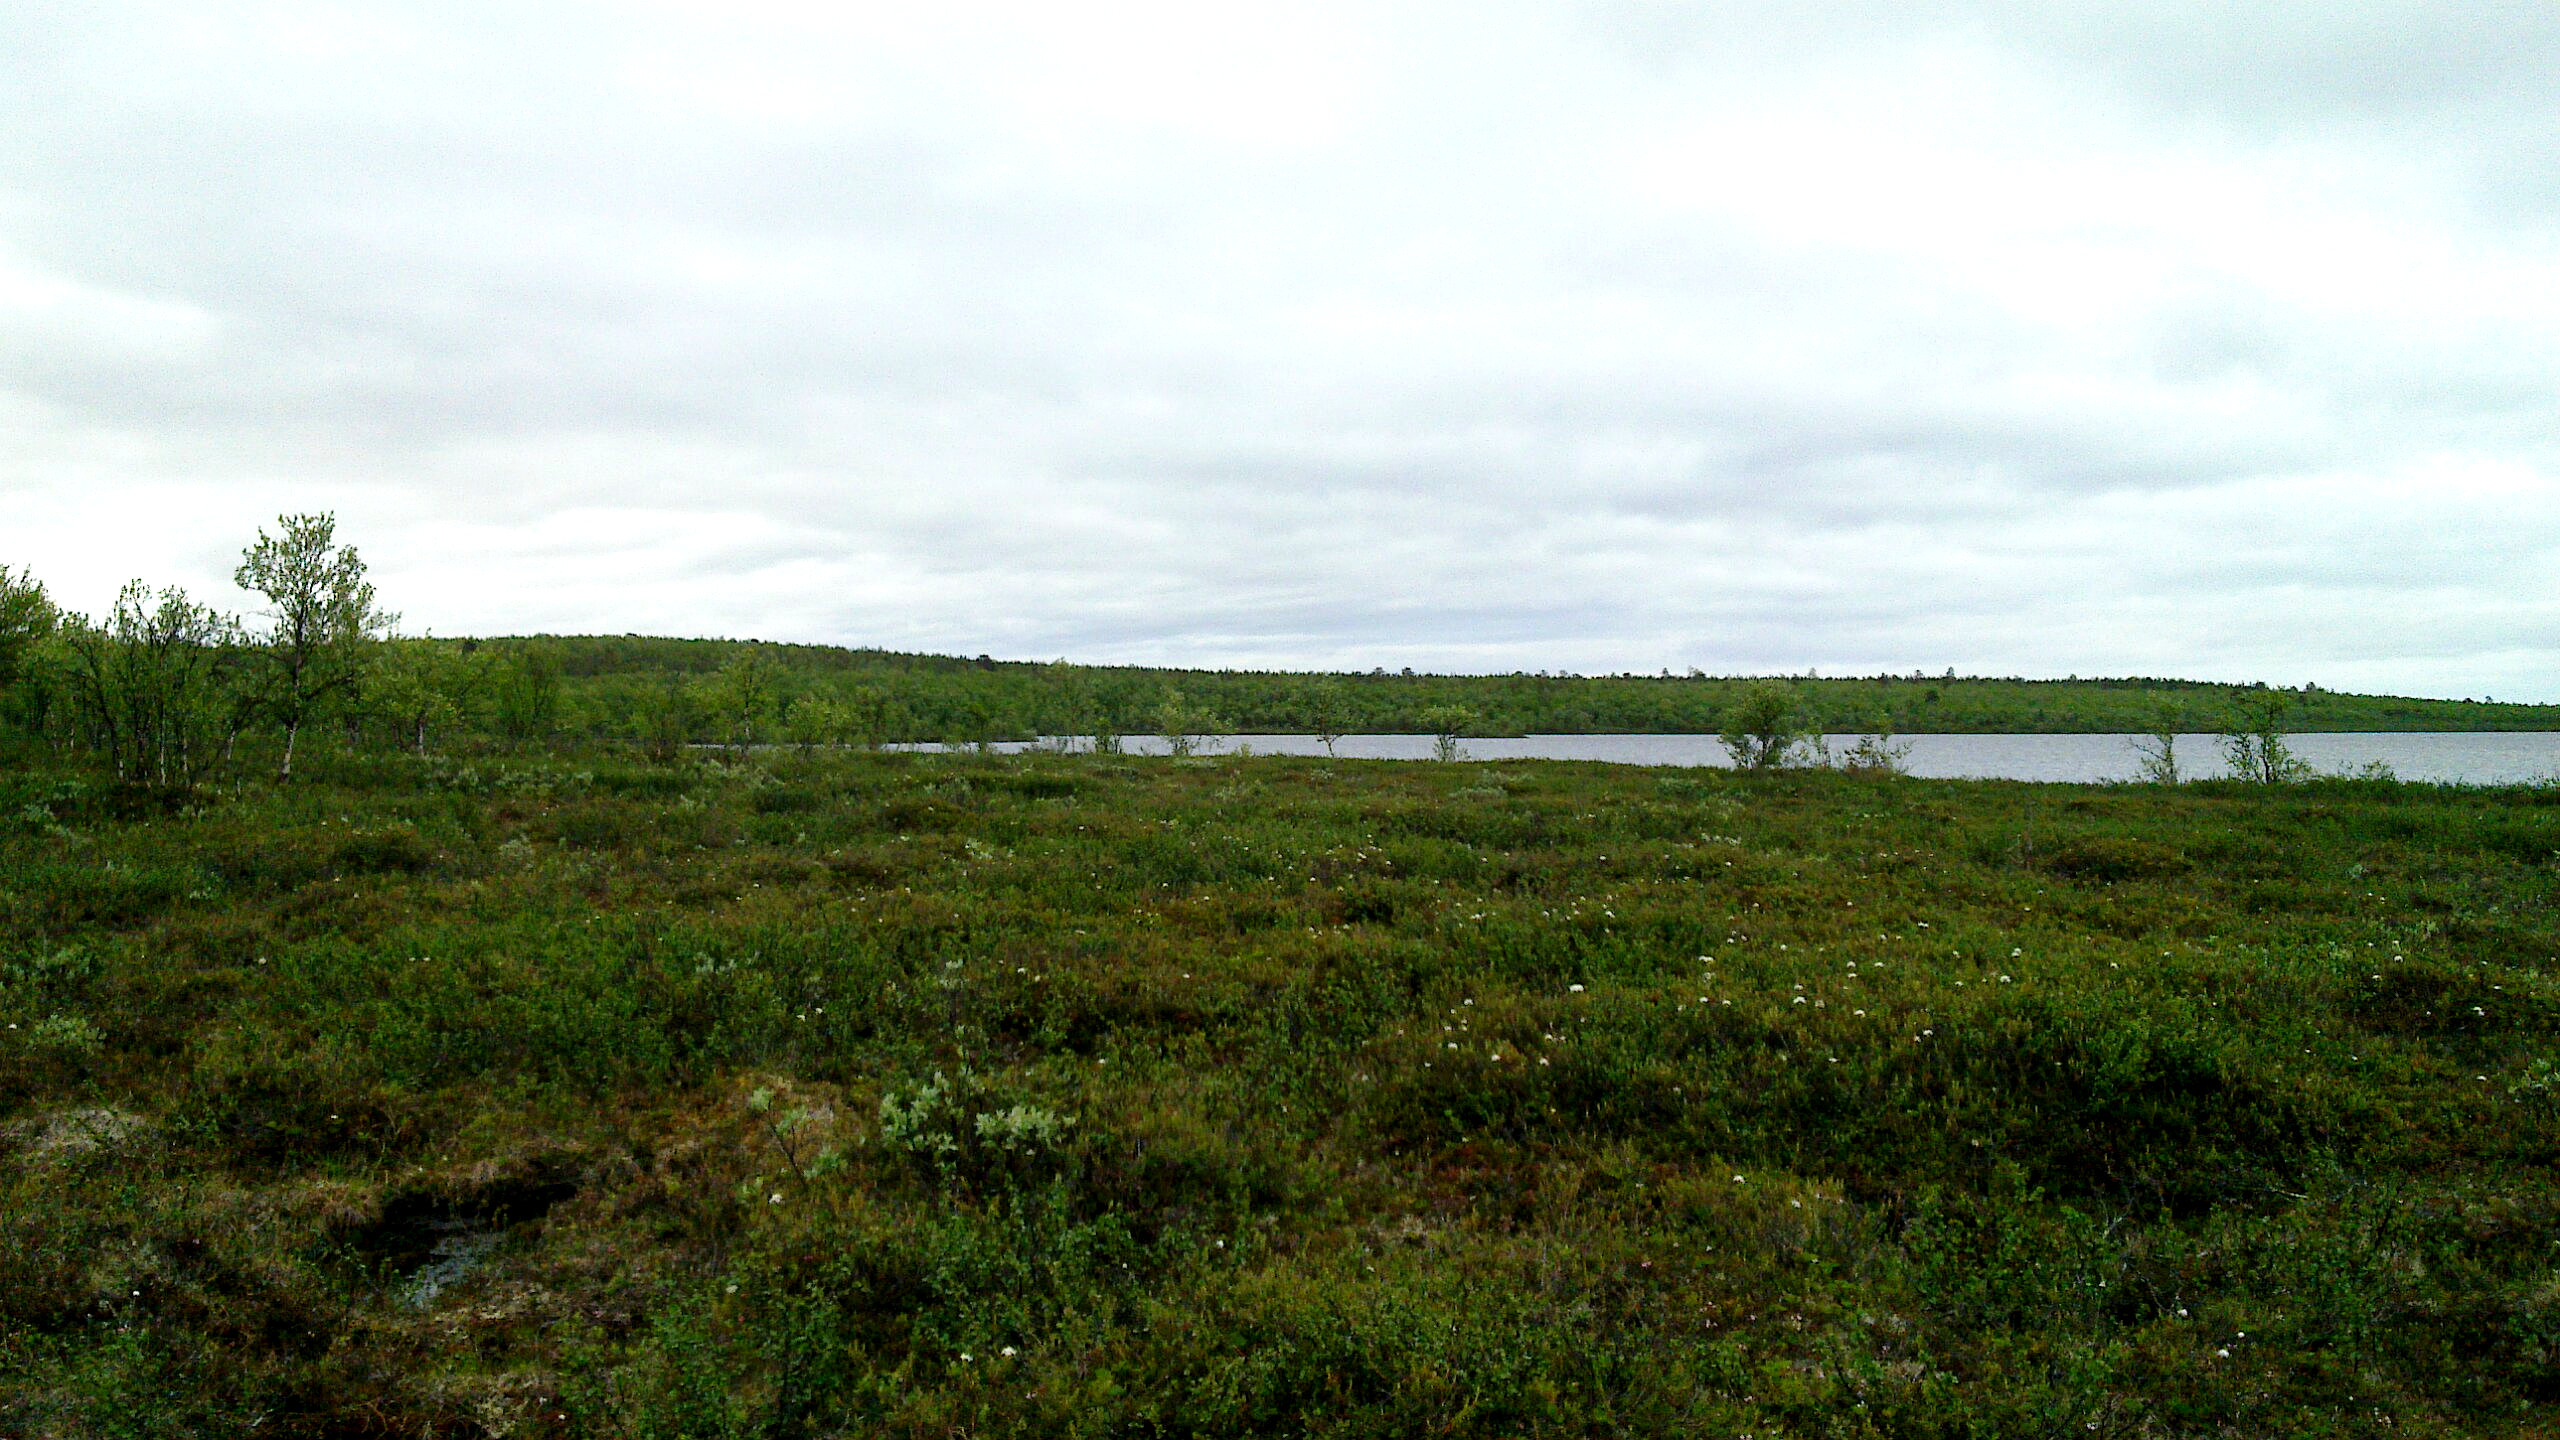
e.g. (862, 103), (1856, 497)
(3, 1), (2557, 697)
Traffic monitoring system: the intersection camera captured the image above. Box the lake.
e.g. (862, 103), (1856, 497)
(916, 732), (2560, 785)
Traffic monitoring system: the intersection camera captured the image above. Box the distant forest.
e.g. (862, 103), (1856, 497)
(8, 516), (2554, 775)
(483, 634), (2556, 745)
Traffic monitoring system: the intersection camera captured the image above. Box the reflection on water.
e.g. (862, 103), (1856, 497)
(899, 732), (2560, 785)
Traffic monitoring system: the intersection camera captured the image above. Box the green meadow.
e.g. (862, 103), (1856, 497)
(5, 746), (2556, 1437)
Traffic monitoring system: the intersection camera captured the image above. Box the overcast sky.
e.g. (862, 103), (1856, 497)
(5, 3), (2557, 699)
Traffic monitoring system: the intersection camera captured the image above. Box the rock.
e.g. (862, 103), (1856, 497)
(11, 1105), (156, 1160)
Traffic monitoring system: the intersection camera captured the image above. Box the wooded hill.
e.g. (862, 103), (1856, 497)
(491, 634), (2560, 744)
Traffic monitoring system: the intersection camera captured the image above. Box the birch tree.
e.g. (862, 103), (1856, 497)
(56, 582), (241, 788)
(234, 513), (395, 778)
(0, 564), (56, 715)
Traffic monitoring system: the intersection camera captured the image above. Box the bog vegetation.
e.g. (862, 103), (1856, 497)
(3, 520), (2558, 1436)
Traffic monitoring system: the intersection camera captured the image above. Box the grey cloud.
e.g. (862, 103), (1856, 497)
(5, 2), (2558, 699)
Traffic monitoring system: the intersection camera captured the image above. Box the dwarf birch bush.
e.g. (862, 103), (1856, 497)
(1719, 680), (1815, 769)
(880, 1070), (1074, 1191)
(53, 582), (241, 789)
(2220, 692), (2312, 783)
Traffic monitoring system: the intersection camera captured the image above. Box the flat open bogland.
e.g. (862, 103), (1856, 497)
(4, 749), (2557, 1437)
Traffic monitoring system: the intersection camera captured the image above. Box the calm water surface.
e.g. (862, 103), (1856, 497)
(925, 732), (2560, 785)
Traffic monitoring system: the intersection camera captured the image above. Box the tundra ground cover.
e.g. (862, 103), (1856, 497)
(3, 748), (2556, 1437)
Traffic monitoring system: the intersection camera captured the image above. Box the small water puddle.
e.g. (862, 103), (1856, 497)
(402, 1218), (508, 1309)
(345, 1174), (579, 1309)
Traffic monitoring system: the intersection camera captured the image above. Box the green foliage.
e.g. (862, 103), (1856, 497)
(365, 637), (480, 755)
(707, 646), (784, 751)
(1303, 678), (1351, 756)
(488, 640), (562, 740)
(234, 512), (395, 778)
(636, 670), (702, 761)
(1836, 714), (1912, 776)
(784, 691), (875, 752)
(2221, 692), (2312, 783)
(0, 562), (57, 702)
(1416, 703), (1475, 762)
(2507, 1055), (2560, 1109)
(6, 749), (2560, 1434)
(50, 581), (242, 789)
(878, 1069), (1075, 1193)
(1718, 680), (1814, 769)
(25, 1010), (104, 1055)
(2040, 834), (2189, 882)
(1155, 686), (1228, 758)
(382, 634), (2560, 746)
(2129, 700), (2185, 784)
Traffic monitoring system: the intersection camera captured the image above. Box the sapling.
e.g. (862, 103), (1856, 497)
(234, 513), (394, 778)
(2130, 703), (2184, 785)
(2220, 691), (2309, 783)
(1836, 714), (1912, 776)
(1304, 679), (1351, 757)
(1719, 681), (1815, 770)
(0, 563), (56, 698)
(1418, 703), (1475, 763)
(1155, 687), (1227, 758)
(55, 581), (242, 788)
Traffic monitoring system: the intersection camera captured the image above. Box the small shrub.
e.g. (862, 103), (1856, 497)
(26, 1011), (104, 1056)
(2220, 693), (2311, 783)
(2128, 703), (2187, 784)
(984, 771), (1081, 801)
(2510, 1057), (2560, 1110)
(749, 784), (821, 815)
(1156, 688), (1228, 758)
(19, 858), (197, 926)
(2043, 835), (2189, 882)
(1720, 681), (1815, 770)
(1836, 723), (1912, 777)
(1333, 876), (1403, 925)
(3, 943), (100, 996)
(331, 825), (437, 875)
(1417, 704), (1475, 763)
(590, 765), (695, 798)
(878, 1070), (1075, 1193)
(10, 778), (80, 837)
(546, 802), (639, 851)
